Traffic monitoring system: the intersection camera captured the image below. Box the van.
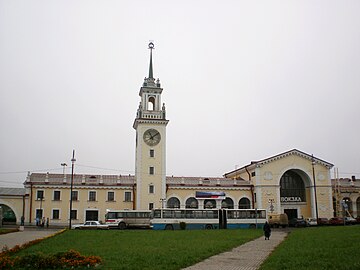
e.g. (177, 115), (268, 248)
(268, 213), (288, 228)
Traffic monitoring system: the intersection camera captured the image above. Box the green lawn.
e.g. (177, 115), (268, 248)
(14, 229), (262, 269)
(260, 226), (360, 270)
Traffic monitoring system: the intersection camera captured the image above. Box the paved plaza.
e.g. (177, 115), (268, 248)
(183, 230), (288, 270)
(0, 228), (60, 251)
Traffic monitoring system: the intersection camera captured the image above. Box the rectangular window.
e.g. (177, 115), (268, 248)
(149, 203), (154, 210)
(251, 172), (256, 177)
(107, 191), (115, 202)
(124, 191), (132, 202)
(36, 190), (44, 200)
(52, 209), (60, 219)
(89, 191), (96, 201)
(71, 191), (78, 201)
(53, 191), (61, 201)
(149, 185), (154, 194)
(70, 210), (77, 220)
(149, 167), (154, 175)
(150, 149), (154, 157)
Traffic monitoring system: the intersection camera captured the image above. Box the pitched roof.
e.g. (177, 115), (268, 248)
(224, 149), (334, 177)
(0, 187), (26, 196)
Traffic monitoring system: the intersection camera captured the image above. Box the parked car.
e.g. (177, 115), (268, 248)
(317, 218), (330, 226)
(72, 221), (109, 230)
(356, 217), (360, 224)
(329, 217), (344, 226)
(344, 217), (357, 225)
(305, 218), (317, 226)
(288, 218), (307, 227)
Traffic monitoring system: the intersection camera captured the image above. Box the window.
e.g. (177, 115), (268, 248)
(52, 209), (60, 219)
(280, 170), (306, 202)
(239, 198), (251, 209)
(251, 172), (256, 177)
(150, 149), (154, 157)
(149, 167), (154, 175)
(167, 197), (180, 208)
(70, 210), (77, 220)
(149, 203), (154, 210)
(36, 190), (44, 200)
(124, 191), (132, 202)
(89, 191), (96, 201)
(71, 190), (78, 201)
(36, 209), (43, 219)
(53, 191), (61, 201)
(149, 185), (154, 194)
(107, 191), (115, 202)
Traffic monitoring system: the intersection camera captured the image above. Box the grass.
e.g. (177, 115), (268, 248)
(14, 229), (262, 269)
(260, 226), (360, 270)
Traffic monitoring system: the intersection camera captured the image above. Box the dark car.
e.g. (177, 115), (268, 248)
(317, 218), (330, 226)
(329, 217), (344, 226)
(288, 218), (307, 227)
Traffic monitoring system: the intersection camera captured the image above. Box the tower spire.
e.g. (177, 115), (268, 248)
(148, 42), (154, 79)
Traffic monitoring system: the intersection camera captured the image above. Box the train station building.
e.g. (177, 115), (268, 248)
(1, 44), (358, 226)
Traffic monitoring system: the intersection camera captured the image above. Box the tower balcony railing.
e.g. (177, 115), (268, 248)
(141, 110), (166, 120)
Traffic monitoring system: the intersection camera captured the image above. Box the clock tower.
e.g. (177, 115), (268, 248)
(133, 42), (169, 210)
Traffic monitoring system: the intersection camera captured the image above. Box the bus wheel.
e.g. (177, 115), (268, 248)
(205, 224), (213, 230)
(118, 222), (126, 230)
(249, 224), (256, 229)
(165, 224), (174, 230)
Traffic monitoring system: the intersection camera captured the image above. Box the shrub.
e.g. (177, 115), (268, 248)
(0, 250), (102, 269)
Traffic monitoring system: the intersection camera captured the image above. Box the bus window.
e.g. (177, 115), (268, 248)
(153, 210), (161, 218)
(185, 210), (194, 218)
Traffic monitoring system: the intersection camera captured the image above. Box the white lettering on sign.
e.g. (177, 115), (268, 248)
(280, 197), (302, 202)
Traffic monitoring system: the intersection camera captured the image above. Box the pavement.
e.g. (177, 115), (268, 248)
(183, 230), (288, 270)
(0, 227), (61, 251)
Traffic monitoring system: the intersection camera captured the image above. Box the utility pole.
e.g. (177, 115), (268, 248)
(311, 155), (319, 222)
(69, 150), (76, 229)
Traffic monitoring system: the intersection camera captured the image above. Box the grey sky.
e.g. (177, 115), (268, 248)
(1, 0), (359, 188)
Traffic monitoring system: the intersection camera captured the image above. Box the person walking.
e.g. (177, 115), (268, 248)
(263, 221), (271, 240)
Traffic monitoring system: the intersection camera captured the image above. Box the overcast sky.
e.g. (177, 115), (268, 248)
(1, 1), (359, 188)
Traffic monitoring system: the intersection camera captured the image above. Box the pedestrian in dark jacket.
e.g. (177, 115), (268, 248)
(263, 221), (271, 240)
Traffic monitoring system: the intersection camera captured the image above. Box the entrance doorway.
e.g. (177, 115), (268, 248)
(284, 209), (298, 220)
(85, 210), (98, 221)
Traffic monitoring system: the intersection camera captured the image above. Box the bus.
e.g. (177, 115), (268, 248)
(150, 208), (267, 230)
(105, 210), (151, 229)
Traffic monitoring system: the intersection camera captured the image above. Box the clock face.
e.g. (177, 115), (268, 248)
(143, 129), (161, 146)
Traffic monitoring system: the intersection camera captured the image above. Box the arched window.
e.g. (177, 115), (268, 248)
(185, 197), (198, 209)
(356, 197), (360, 217)
(167, 197), (180, 208)
(280, 170), (306, 202)
(204, 199), (216, 209)
(239, 198), (251, 209)
(221, 197), (234, 209)
(148, 96), (155, 111)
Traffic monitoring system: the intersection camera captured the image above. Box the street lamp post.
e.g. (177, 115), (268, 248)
(69, 150), (76, 229)
(311, 155), (319, 222)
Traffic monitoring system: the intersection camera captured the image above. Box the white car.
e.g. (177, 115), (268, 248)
(305, 218), (318, 226)
(72, 221), (109, 230)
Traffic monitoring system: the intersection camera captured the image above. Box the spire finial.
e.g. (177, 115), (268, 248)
(148, 41), (154, 79)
